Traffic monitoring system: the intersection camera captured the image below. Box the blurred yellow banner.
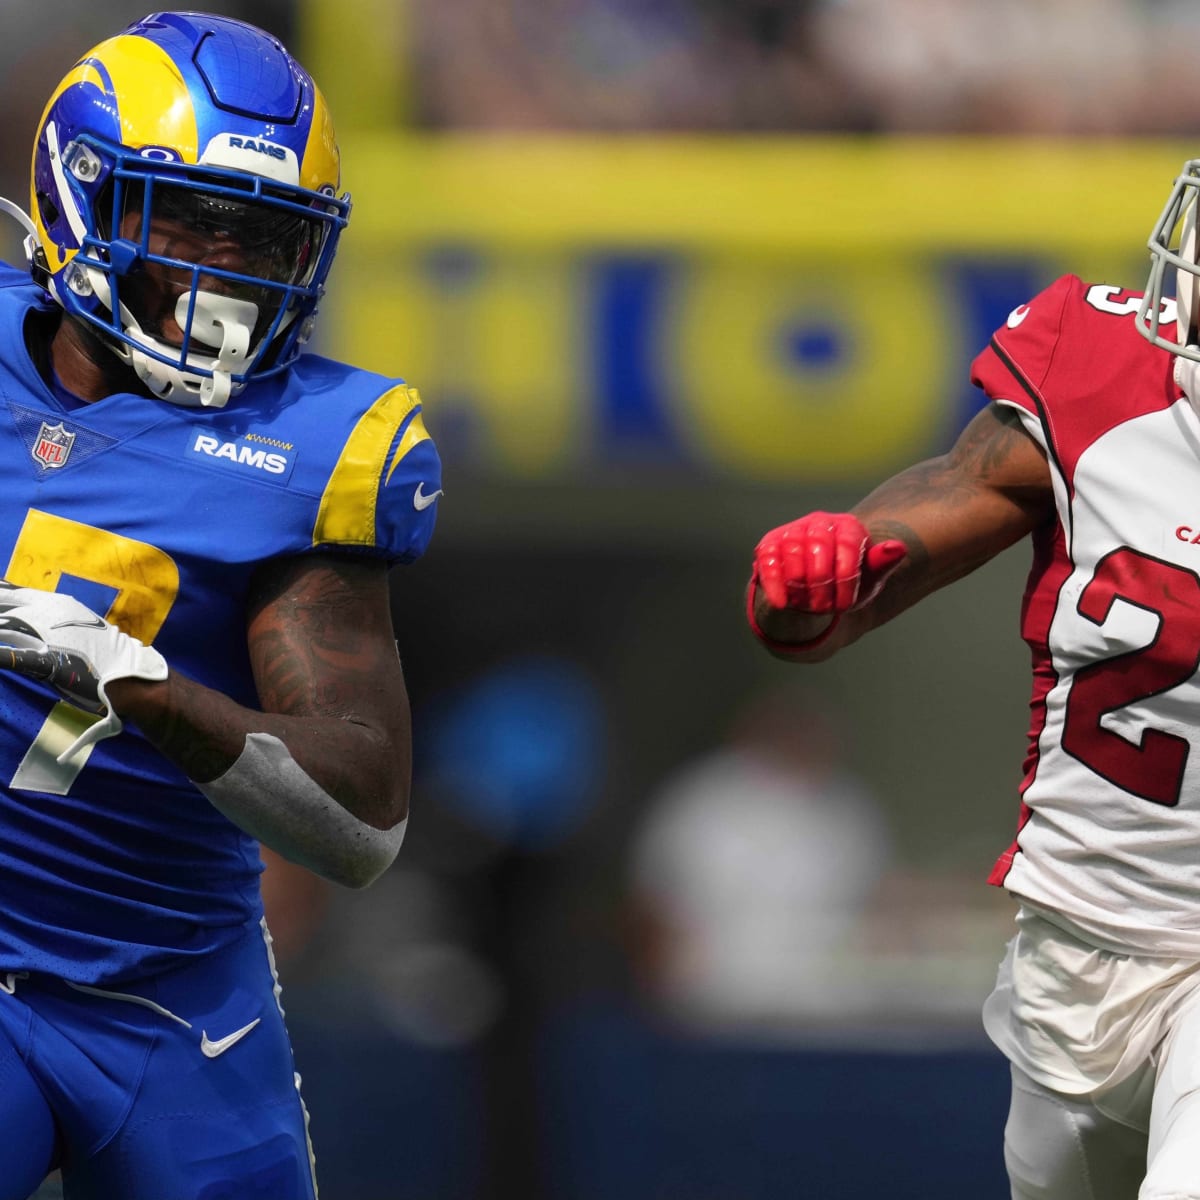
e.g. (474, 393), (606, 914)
(326, 136), (1193, 482)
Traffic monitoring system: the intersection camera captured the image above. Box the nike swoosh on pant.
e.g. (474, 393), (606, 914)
(200, 1017), (262, 1058)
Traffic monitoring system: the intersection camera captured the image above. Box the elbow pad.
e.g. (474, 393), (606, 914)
(195, 732), (406, 888)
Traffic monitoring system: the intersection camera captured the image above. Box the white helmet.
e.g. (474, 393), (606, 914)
(1138, 159), (1200, 361)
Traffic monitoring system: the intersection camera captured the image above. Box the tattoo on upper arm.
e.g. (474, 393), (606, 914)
(948, 404), (1037, 481)
(862, 404), (1044, 521)
(252, 559), (387, 719)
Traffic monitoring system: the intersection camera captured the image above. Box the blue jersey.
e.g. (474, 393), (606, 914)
(0, 264), (440, 983)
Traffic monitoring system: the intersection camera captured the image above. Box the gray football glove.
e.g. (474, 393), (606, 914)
(0, 582), (168, 761)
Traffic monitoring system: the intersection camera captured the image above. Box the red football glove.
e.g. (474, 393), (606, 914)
(747, 512), (907, 649)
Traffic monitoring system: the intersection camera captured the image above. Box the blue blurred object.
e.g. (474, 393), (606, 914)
(424, 656), (606, 848)
(781, 319), (845, 372)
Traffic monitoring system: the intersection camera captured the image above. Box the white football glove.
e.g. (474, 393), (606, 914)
(0, 582), (168, 761)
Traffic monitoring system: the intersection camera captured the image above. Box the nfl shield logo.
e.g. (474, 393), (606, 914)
(32, 422), (75, 470)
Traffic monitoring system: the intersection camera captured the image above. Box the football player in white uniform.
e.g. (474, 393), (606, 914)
(748, 160), (1200, 1200)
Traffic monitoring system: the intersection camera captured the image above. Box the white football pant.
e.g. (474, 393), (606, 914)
(1006, 999), (1200, 1199)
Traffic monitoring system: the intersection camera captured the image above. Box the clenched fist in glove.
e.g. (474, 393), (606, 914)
(0, 582), (168, 761)
(747, 511), (907, 652)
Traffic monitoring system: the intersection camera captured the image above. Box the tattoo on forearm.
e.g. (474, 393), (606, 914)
(865, 518), (928, 567)
(134, 677), (241, 782)
(847, 405), (1046, 620)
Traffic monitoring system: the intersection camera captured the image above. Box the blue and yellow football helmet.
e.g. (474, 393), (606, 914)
(14, 11), (351, 408)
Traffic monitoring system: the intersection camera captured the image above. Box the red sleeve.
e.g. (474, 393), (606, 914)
(969, 274), (1177, 486)
(969, 275), (1076, 418)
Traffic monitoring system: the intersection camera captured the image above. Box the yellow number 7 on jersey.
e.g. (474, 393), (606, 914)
(4, 509), (179, 794)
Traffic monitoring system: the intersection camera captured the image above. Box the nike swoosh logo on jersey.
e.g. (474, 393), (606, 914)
(200, 1017), (261, 1058)
(1007, 304), (1031, 328)
(414, 483), (443, 511)
(51, 617), (107, 631)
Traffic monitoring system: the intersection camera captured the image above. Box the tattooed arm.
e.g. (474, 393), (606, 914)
(751, 403), (1054, 661)
(107, 554), (410, 847)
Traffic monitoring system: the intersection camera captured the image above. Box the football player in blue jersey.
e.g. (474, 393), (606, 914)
(0, 12), (440, 1199)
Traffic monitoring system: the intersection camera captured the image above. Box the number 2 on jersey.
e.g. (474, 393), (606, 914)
(4, 509), (178, 794)
(1061, 547), (1200, 807)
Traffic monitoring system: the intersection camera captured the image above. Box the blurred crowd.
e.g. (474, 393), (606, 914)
(0, 0), (1196, 187)
(2, 0), (1198, 201)
(408, 0), (1200, 134)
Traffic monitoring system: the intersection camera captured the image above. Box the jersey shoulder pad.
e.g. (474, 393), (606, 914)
(969, 274), (1176, 476)
(969, 274), (1079, 414)
(287, 356), (442, 564)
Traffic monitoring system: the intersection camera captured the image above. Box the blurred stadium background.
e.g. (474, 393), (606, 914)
(8, 2), (1200, 1197)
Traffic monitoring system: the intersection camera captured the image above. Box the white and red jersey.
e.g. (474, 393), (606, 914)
(972, 273), (1200, 957)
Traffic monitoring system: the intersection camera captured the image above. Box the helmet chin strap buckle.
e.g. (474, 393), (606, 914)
(176, 290), (257, 408)
(178, 291), (255, 362)
(199, 371), (232, 408)
(116, 290), (260, 409)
